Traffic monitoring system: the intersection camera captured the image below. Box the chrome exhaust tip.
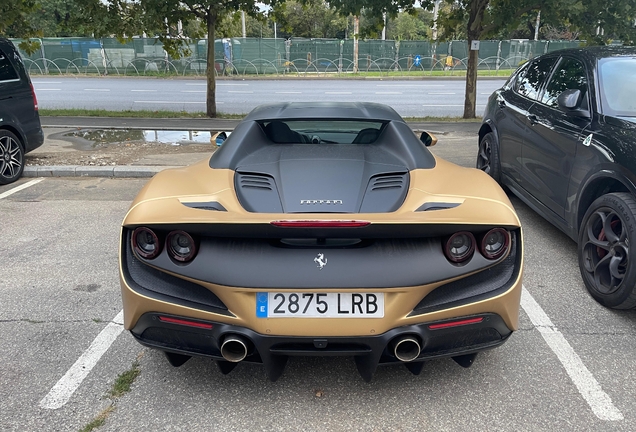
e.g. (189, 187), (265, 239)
(220, 335), (249, 363)
(392, 336), (421, 362)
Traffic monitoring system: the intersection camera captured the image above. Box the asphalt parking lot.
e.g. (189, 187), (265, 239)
(1, 131), (635, 431)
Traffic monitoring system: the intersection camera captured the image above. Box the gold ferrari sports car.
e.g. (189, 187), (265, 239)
(119, 102), (523, 381)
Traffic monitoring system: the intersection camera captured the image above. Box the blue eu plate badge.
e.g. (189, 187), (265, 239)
(256, 292), (268, 318)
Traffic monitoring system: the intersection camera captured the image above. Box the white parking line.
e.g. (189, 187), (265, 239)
(520, 287), (623, 421)
(39, 310), (124, 410)
(131, 89), (157, 92)
(0, 179), (44, 200)
(84, 89), (110, 92)
(325, 91), (352, 94)
(33, 81), (62, 84)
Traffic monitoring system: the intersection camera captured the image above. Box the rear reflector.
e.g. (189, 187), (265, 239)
(158, 316), (213, 329)
(30, 82), (38, 111)
(428, 317), (483, 330)
(271, 220), (370, 228)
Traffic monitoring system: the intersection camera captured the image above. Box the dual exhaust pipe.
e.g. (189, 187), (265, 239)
(221, 334), (421, 363)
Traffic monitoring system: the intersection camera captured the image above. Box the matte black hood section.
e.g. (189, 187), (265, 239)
(235, 145), (409, 213)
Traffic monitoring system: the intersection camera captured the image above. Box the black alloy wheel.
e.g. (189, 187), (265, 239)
(476, 131), (501, 183)
(578, 193), (636, 309)
(0, 130), (25, 185)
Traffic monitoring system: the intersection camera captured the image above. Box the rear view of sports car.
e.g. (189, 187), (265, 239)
(119, 102), (523, 381)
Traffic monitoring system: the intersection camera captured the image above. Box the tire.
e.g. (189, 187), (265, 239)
(578, 192), (636, 309)
(476, 131), (501, 183)
(0, 130), (25, 185)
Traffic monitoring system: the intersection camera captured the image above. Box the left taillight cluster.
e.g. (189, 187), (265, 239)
(443, 228), (511, 264)
(132, 227), (198, 263)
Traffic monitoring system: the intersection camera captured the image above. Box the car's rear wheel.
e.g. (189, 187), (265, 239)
(578, 193), (636, 309)
(0, 130), (25, 185)
(476, 131), (501, 183)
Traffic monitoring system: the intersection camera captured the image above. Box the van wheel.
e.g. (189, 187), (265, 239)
(476, 132), (501, 183)
(0, 130), (25, 185)
(578, 193), (636, 309)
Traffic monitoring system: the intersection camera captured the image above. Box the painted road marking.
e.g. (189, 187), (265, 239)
(276, 91), (302, 94)
(422, 104), (486, 107)
(33, 81), (62, 84)
(428, 92), (456, 95)
(181, 90), (206, 93)
(131, 89), (157, 92)
(325, 91), (352, 94)
(133, 101), (207, 104)
(35, 88), (61, 91)
(84, 89), (110, 92)
(216, 83), (249, 86)
(228, 90), (254, 93)
(377, 84), (443, 87)
(521, 287), (623, 421)
(39, 310), (124, 410)
(0, 179), (44, 200)
(375, 92), (403, 95)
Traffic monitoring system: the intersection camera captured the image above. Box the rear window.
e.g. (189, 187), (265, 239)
(0, 49), (20, 82)
(260, 120), (386, 144)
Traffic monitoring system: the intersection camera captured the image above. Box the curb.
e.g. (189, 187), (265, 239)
(23, 165), (181, 179)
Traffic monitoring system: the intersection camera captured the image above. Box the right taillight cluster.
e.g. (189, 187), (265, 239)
(131, 227), (198, 263)
(443, 228), (510, 264)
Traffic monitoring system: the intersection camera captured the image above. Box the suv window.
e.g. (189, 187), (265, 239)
(0, 49), (19, 82)
(516, 57), (557, 100)
(541, 57), (588, 108)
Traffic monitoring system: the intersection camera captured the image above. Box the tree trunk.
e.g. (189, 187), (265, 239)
(353, 16), (359, 73)
(206, 9), (217, 118)
(463, 0), (488, 119)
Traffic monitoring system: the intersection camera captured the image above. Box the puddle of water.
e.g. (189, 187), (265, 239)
(60, 129), (214, 150)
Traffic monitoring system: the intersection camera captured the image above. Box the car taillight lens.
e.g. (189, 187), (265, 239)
(480, 228), (510, 260)
(132, 227), (161, 259)
(167, 230), (197, 262)
(444, 231), (475, 263)
(30, 82), (38, 111)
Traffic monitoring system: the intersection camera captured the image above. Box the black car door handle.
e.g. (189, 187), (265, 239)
(527, 114), (538, 125)
(496, 96), (506, 108)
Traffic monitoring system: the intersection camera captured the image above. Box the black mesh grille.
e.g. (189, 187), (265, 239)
(122, 229), (229, 314)
(411, 231), (520, 315)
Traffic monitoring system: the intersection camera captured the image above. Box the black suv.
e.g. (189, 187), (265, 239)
(478, 46), (636, 309)
(0, 37), (43, 185)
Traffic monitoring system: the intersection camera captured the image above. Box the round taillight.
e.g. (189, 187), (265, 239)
(167, 230), (197, 262)
(132, 227), (161, 259)
(444, 231), (475, 263)
(481, 228), (510, 260)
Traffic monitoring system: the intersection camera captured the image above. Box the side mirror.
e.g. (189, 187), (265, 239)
(211, 131), (229, 146)
(419, 131), (437, 147)
(557, 89), (582, 110)
(557, 89), (590, 118)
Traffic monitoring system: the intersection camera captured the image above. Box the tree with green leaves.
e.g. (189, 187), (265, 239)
(83, 0), (274, 118)
(435, 0), (636, 118)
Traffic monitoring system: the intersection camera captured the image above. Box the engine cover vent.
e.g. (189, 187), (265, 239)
(239, 173), (274, 190)
(360, 172), (409, 213)
(371, 175), (405, 190)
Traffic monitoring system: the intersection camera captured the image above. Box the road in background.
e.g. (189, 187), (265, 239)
(32, 77), (505, 117)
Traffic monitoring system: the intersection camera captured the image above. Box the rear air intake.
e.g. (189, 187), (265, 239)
(239, 173), (275, 190)
(371, 174), (405, 190)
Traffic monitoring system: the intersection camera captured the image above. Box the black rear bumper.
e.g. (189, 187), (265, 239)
(131, 312), (513, 381)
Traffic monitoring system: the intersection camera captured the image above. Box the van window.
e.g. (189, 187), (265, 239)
(0, 49), (19, 82)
